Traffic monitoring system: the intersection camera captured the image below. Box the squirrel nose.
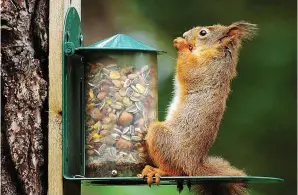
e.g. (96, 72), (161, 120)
(183, 30), (190, 38)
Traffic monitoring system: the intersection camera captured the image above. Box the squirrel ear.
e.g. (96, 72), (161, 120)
(227, 21), (258, 40)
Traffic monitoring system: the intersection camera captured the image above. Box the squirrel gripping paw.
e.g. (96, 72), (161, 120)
(138, 21), (258, 195)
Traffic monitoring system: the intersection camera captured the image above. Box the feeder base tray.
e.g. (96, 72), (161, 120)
(64, 176), (284, 185)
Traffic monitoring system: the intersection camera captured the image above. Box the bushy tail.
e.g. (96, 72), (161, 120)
(193, 156), (248, 195)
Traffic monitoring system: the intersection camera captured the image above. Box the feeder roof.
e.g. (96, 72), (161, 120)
(76, 34), (164, 53)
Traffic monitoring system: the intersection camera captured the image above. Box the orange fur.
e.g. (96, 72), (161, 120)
(146, 122), (184, 176)
(141, 21), (257, 195)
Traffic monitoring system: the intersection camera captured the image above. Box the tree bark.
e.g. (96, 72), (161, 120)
(1, 0), (49, 194)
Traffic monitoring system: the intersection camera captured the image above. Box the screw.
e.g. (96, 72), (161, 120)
(111, 170), (118, 177)
(65, 48), (72, 55)
(64, 42), (75, 56)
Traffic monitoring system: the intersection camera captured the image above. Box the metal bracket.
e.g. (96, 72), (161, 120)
(62, 7), (85, 181)
(63, 7), (83, 56)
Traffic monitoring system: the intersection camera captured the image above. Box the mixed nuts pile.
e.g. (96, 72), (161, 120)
(85, 57), (157, 176)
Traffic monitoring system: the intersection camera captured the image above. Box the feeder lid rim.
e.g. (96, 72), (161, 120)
(76, 33), (166, 53)
(76, 47), (166, 53)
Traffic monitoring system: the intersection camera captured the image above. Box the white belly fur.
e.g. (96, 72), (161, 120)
(166, 76), (180, 121)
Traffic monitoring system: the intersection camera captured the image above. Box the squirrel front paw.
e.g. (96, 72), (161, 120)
(173, 37), (189, 50)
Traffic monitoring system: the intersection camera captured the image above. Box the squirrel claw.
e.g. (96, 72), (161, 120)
(177, 188), (183, 194)
(187, 180), (191, 191)
(139, 165), (165, 186)
(176, 180), (184, 193)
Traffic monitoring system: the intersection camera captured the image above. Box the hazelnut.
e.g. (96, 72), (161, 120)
(117, 111), (133, 126)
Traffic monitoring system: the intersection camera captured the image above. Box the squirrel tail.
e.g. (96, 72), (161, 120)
(192, 156), (248, 195)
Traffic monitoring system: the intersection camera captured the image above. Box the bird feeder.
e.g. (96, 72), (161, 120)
(62, 7), (283, 190)
(81, 34), (159, 178)
(63, 7), (161, 179)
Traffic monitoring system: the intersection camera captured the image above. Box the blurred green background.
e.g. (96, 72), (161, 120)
(81, 0), (297, 194)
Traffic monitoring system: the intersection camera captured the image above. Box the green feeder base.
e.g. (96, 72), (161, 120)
(80, 176), (283, 186)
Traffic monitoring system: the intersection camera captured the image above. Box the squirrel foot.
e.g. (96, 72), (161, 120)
(137, 165), (166, 186)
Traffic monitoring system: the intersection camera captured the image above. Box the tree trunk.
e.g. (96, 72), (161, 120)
(1, 0), (49, 194)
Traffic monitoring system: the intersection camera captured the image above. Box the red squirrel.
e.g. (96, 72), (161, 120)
(138, 21), (258, 195)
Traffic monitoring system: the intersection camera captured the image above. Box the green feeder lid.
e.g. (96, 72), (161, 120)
(76, 34), (165, 53)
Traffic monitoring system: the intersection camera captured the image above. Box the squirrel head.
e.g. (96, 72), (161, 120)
(183, 21), (258, 56)
(177, 21), (257, 92)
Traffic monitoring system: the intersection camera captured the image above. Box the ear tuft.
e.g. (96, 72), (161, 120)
(228, 21), (258, 41)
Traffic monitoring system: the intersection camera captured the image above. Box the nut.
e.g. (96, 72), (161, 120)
(128, 73), (138, 79)
(102, 117), (111, 124)
(97, 92), (107, 100)
(85, 61), (158, 172)
(90, 108), (103, 120)
(110, 71), (121, 79)
(117, 111), (133, 126)
(109, 113), (117, 122)
(100, 130), (109, 137)
(112, 80), (121, 87)
(116, 138), (133, 151)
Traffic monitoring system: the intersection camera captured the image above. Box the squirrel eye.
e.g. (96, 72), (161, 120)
(199, 29), (207, 36)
